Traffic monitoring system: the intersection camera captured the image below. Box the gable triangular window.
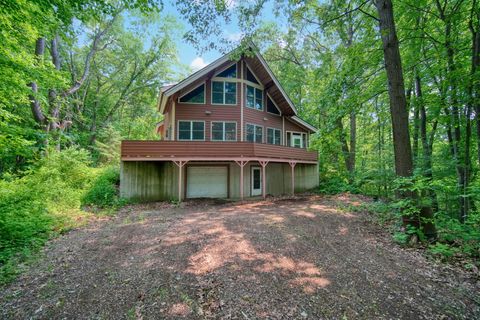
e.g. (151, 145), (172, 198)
(178, 83), (205, 104)
(267, 96), (281, 115)
(216, 64), (237, 78)
(246, 66), (260, 84)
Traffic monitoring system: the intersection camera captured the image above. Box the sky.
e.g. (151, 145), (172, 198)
(159, 1), (283, 72)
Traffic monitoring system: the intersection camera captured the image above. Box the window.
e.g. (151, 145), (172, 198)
(216, 64), (237, 78)
(246, 67), (259, 84)
(246, 85), (263, 110)
(293, 134), (302, 148)
(267, 96), (280, 115)
(267, 128), (281, 145)
(211, 122), (236, 141)
(178, 121), (204, 140)
(246, 124), (263, 143)
(178, 84), (205, 104)
(212, 81), (236, 105)
(287, 132), (304, 148)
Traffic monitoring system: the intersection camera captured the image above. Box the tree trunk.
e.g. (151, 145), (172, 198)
(375, 0), (436, 238)
(29, 38), (46, 125)
(469, 1), (480, 165)
(348, 111), (356, 178)
(411, 86), (419, 163)
(416, 75), (439, 212)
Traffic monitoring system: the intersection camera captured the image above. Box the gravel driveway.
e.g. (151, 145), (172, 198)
(1, 194), (479, 319)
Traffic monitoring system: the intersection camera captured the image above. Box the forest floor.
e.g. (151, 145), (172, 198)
(1, 194), (479, 319)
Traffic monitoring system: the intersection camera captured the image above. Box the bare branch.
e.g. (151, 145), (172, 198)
(62, 15), (118, 97)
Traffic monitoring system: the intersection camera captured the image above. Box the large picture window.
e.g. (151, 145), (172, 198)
(211, 122), (236, 141)
(246, 124), (263, 143)
(212, 81), (237, 105)
(267, 128), (281, 145)
(178, 121), (204, 141)
(246, 85), (263, 110)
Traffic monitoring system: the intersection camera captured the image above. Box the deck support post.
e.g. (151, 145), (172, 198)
(173, 160), (188, 201)
(289, 161), (297, 196)
(234, 160), (249, 200)
(259, 160), (269, 199)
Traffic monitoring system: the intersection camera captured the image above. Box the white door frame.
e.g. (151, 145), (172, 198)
(251, 166), (262, 196)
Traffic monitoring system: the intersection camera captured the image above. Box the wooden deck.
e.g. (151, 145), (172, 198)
(121, 141), (318, 163)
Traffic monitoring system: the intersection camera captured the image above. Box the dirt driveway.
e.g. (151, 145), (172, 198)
(1, 194), (479, 319)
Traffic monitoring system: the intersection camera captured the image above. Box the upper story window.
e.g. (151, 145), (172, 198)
(211, 121), (236, 141)
(216, 64), (237, 78)
(246, 124), (263, 143)
(212, 81), (237, 105)
(267, 128), (281, 145)
(178, 83), (205, 104)
(267, 96), (280, 115)
(178, 121), (204, 141)
(246, 85), (263, 110)
(246, 67), (259, 84)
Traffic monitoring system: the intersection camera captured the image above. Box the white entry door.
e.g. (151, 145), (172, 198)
(186, 166), (228, 198)
(251, 167), (262, 196)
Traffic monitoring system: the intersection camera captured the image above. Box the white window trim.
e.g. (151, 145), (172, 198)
(267, 127), (282, 145)
(211, 80), (237, 106)
(245, 84), (264, 111)
(178, 82), (206, 104)
(266, 93), (282, 116)
(177, 120), (206, 141)
(211, 121), (237, 141)
(245, 123), (264, 143)
(286, 130), (307, 148)
(243, 79), (263, 90)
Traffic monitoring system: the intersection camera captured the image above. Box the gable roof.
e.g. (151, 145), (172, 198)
(158, 45), (317, 133)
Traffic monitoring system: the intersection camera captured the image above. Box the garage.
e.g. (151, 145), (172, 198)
(186, 166), (228, 198)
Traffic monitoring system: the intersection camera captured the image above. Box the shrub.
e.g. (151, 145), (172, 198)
(318, 176), (355, 194)
(0, 179), (52, 264)
(0, 147), (96, 283)
(82, 166), (121, 208)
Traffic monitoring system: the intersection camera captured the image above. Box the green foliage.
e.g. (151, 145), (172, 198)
(393, 232), (410, 245)
(428, 243), (459, 259)
(433, 213), (480, 259)
(318, 175), (355, 194)
(82, 166), (122, 208)
(0, 148), (99, 283)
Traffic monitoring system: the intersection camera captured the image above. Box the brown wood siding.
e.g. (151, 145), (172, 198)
(174, 61), (242, 141)
(284, 118), (307, 132)
(165, 58), (308, 143)
(121, 141), (318, 162)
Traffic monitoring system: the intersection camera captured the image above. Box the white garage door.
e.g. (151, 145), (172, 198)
(186, 166), (228, 198)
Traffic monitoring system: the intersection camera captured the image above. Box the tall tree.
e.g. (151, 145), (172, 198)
(374, 0), (436, 237)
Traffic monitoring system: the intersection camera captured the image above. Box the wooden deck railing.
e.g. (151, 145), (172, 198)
(121, 141), (318, 162)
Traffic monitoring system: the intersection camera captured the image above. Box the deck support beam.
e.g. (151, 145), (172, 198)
(235, 160), (249, 200)
(173, 160), (188, 201)
(289, 161), (297, 196)
(259, 160), (269, 199)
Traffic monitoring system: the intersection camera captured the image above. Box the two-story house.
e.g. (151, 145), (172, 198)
(120, 46), (319, 201)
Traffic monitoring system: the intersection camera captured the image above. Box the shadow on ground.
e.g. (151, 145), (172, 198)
(1, 194), (479, 319)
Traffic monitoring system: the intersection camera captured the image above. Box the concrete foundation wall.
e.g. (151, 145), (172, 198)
(120, 161), (319, 201)
(120, 161), (178, 201)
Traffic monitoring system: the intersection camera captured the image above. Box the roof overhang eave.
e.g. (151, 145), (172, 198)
(291, 116), (318, 133)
